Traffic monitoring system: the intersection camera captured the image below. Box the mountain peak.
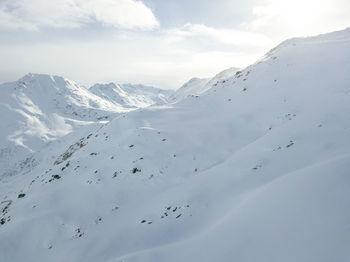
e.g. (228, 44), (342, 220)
(12, 73), (78, 95)
(2, 27), (350, 262)
(19, 73), (67, 84)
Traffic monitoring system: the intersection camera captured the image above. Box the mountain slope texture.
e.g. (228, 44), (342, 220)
(0, 74), (171, 177)
(1, 28), (350, 262)
(169, 67), (239, 103)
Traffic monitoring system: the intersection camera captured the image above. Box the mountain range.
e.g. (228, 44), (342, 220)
(0, 73), (173, 177)
(1, 28), (350, 262)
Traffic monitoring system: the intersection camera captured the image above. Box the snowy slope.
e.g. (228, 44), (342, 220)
(1, 28), (350, 262)
(0, 74), (170, 177)
(90, 83), (173, 108)
(168, 77), (210, 102)
(169, 67), (239, 102)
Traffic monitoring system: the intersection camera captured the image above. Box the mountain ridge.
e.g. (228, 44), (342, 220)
(0, 73), (173, 177)
(1, 28), (350, 262)
(169, 67), (240, 102)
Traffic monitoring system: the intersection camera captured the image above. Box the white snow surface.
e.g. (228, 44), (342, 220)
(1, 28), (350, 262)
(0, 74), (171, 177)
(90, 82), (173, 108)
(169, 67), (239, 102)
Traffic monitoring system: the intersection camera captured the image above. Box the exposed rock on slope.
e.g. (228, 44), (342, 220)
(1, 28), (350, 262)
(0, 73), (171, 177)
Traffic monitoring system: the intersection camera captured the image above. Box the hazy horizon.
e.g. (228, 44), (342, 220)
(1, 0), (350, 89)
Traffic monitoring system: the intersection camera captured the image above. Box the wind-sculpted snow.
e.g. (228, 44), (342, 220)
(1, 28), (350, 262)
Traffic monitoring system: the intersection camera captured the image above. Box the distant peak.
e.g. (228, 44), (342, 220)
(12, 73), (82, 94)
(18, 73), (68, 85)
(21, 73), (62, 80)
(90, 82), (123, 92)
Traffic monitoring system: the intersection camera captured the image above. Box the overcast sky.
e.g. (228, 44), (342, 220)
(1, 0), (350, 89)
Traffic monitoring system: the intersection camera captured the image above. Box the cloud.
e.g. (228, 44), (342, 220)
(88, 0), (159, 29)
(0, 0), (159, 31)
(244, 0), (350, 39)
(168, 23), (272, 47)
(0, 27), (268, 89)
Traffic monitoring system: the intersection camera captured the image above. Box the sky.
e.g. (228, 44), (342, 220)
(0, 0), (350, 89)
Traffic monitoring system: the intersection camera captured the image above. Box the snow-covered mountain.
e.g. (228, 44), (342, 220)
(0, 73), (171, 177)
(90, 82), (173, 108)
(1, 28), (350, 262)
(169, 67), (239, 102)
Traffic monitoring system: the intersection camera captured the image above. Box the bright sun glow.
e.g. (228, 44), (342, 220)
(252, 0), (333, 36)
